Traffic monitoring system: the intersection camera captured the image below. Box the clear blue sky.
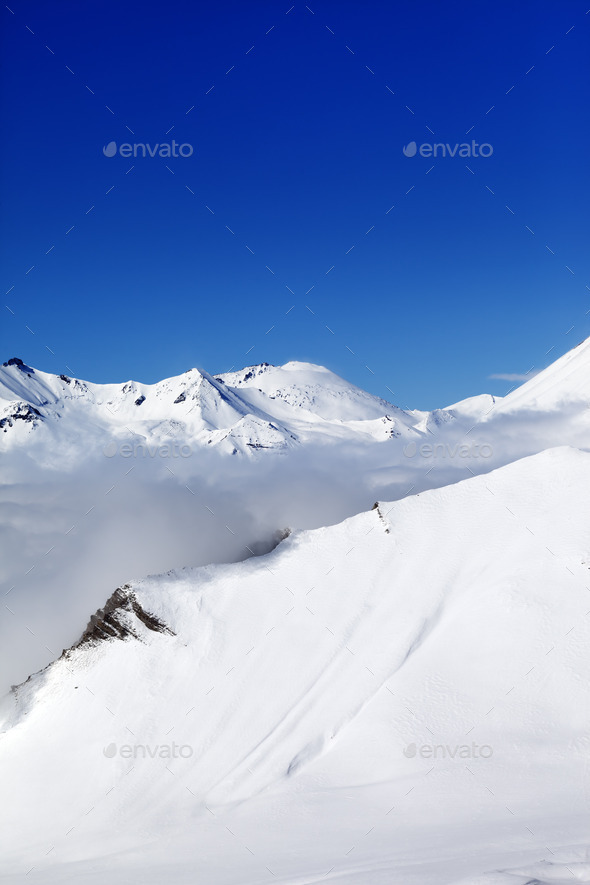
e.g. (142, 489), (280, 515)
(1, 0), (589, 409)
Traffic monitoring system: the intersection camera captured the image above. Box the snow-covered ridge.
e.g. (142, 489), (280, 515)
(0, 356), (421, 460)
(490, 335), (590, 414)
(3, 337), (590, 476)
(1, 447), (589, 883)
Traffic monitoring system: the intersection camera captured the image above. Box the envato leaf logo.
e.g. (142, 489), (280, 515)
(102, 140), (194, 158)
(402, 140), (493, 158)
(403, 742), (493, 759)
(403, 441), (493, 459)
(102, 440), (194, 458)
(103, 741), (194, 759)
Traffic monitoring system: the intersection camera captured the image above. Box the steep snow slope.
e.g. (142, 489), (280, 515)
(489, 336), (590, 414)
(1, 447), (588, 884)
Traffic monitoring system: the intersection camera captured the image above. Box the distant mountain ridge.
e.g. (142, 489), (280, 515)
(2, 338), (590, 468)
(0, 357), (424, 458)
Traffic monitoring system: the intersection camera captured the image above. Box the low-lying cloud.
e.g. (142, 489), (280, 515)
(2, 395), (589, 692)
(0, 442), (417, 690)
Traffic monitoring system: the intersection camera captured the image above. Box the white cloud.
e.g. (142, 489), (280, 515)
(488, 371), (540, 382)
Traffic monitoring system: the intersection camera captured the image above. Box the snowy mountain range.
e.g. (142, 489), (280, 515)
(1, 339), (590, 884)
(2, 336), (590, 471)
(0, 357), (413, 459)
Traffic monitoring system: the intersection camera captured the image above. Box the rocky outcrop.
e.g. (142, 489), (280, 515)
(72, 584), (174, 649)
(0, 403), (42, 432)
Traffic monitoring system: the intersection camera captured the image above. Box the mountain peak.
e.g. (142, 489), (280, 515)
(2, 356), (34, 373)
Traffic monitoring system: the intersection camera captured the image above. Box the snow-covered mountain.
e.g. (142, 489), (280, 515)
(0, 357), (417, 462)
(2, 338), (590, 474)
(2, 340), (590, 884)
(1, 447), (589, 884)
(2, 340), (590, 694)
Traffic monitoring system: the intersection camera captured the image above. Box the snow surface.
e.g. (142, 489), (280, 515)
(1, 447), (589, 884)
(490, 336), (590, 414)
(1, 342), (590, 883)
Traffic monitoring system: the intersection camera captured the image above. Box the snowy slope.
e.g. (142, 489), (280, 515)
(1, 447), (589, 884)
(221, 360), (410, 422)
(443, 392), (499, 420)
(490, 336), (590, 414)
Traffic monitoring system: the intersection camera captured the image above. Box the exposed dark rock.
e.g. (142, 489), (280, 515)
(0, 403), (42, 432)
(135, 395), (146, 406)
(2, 357), (34, 374)
(372, 502), (390, 533)
(174, 392), (186, 404)
(234, 363), (273, 385)
(71, 584), (174, 650)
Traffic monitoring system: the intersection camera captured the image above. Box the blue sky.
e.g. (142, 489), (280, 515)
(1, 0), (589, 409)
